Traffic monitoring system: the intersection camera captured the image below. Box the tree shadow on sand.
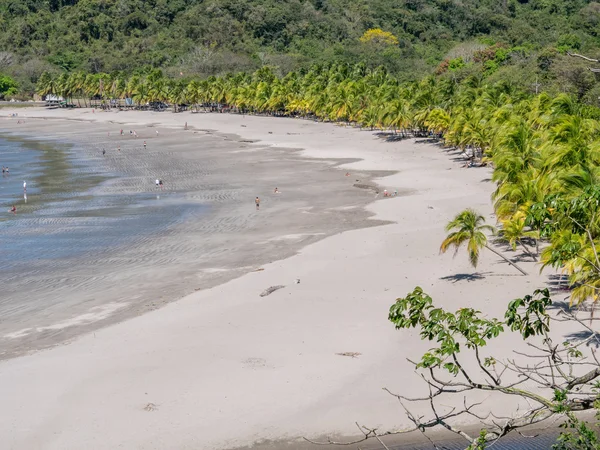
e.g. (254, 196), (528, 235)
(414, 138), (443, 145)
(546, 273), (571, 294)
(373, 132), (411, 142)
(549, 299), (600, 348)
(440, 272), (487, 283)
(489, 237), (537, 264)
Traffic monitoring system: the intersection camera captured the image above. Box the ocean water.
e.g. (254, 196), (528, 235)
(0, 135), (206, 351)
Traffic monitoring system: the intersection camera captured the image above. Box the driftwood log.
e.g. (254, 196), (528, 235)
(259, 285), (285, 297)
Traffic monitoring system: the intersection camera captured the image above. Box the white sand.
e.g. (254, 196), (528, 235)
(0, 108), (556, 449)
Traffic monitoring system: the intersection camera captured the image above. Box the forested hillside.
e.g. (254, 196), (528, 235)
(4, 0), (600, 98)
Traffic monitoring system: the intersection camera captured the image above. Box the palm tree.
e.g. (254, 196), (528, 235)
(499, 213), (539, 261)
(440, 209), (528, 275)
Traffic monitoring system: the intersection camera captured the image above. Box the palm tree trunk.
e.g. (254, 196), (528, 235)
(518, 239), (537, 261)
(485, 244), (528, 275)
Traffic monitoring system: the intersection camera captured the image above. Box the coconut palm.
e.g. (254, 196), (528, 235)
(440, 209), (528, 275)
(499, 213), (539, 261)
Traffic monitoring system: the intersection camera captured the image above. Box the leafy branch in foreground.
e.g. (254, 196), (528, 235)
(307, 288), (600, 449)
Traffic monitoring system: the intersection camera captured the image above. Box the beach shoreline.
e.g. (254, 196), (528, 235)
(0, 114), (388, 359)
(0, 108), (557, 449)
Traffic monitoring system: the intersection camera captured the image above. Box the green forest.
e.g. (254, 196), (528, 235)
(5, 0), (600, 98)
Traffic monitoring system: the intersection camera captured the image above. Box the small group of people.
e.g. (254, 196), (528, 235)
(383, 189), (398, 197)
(119, 129), (138, 137)
(255, 187), (281, 210)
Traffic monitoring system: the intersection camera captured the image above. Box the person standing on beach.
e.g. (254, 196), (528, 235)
(155, 179), (160, 188)
(102, 149), (106, 156)
(143, 141), (147, 150)
(255, 197), (260, 210)
(159, 180), (164, 190)
(120, 129), (123, 136)
(23, 181), (26, 193)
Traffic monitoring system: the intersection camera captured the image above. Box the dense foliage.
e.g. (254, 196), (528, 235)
(36, 63), (600, 305)
(7, 0), (600, 98)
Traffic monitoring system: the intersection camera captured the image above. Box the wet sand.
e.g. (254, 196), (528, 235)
(0, 108), (565, 450)
(0, 118), (390, 358)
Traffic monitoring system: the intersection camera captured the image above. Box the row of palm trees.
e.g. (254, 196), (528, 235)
(36, 64), (600, 304)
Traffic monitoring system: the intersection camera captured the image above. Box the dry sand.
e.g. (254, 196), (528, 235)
(0, 108), (563, 449)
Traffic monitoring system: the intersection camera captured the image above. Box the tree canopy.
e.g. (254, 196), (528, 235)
(8, 0), (600, 97)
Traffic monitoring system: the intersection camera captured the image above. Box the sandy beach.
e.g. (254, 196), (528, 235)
(0, 116), (385, 359)
(0, 108), (561, 449)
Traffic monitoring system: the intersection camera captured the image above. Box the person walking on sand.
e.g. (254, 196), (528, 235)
(159, 179), (164, 190)
(255, 196), (260, 210)
(143, 141), (147, 150)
